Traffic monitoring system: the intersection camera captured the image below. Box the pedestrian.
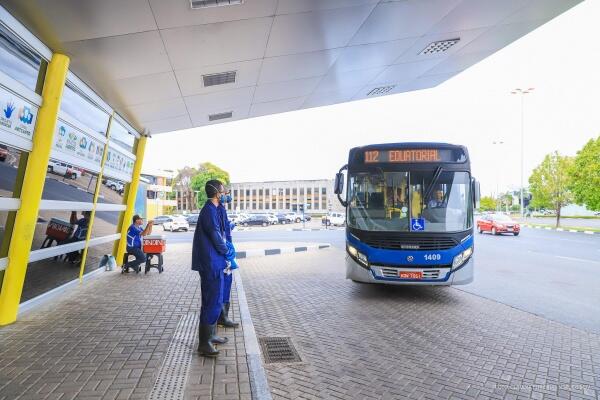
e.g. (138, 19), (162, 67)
(124, 215), (153, 272)
(217, 195), (240, 329)
(192, 180), (234, 357)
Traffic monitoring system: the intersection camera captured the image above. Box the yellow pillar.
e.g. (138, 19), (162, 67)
(114, 136), (147, 265)
(77, 115), (114, 281)
(0, 54), (69, 325)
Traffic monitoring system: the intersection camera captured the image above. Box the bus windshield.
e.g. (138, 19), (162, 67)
(347, 170), (472, 232)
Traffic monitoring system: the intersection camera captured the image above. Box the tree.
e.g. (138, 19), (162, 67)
(569, 136), (600, 211)
(174, 166), (199, 212)
(528, 151), (573, 227)
(190, 162), (230, 207)
(479, 196), (496, 211)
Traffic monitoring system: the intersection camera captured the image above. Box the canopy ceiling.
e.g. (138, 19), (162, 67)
(1, 0), (582, 135)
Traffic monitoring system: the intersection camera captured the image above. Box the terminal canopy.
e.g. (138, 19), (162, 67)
(2, 0), (581, 134)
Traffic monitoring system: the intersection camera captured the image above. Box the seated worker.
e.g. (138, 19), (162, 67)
(124, 215), (153, 272)
(65, 210), (91, 263)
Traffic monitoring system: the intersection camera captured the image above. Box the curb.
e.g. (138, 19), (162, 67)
(287, 228), (344, 232)
(522, 225), (598, 235)
(236, 243), (331, 259)
(234, 270), (273, 400)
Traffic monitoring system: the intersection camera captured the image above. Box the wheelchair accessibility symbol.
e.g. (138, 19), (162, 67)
(411, 218), (425, 231)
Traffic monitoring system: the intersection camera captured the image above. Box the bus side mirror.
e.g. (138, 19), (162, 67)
(472, 178), (481, 209)
(334, 173), (344, 195)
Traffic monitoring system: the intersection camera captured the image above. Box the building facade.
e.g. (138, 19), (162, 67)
(141, 169), (177, 220)
(228, 179), (344, 214)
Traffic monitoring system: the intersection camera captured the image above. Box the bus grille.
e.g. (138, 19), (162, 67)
(362, 237), (458, 250)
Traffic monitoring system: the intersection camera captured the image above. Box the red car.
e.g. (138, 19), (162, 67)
(477, 213), (520, 236)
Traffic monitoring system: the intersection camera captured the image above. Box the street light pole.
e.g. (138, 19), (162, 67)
(511, 87), (534, 218)
(492, 140), (504, 210)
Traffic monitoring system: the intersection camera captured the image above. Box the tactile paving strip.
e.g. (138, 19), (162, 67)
(259, 337), (302, 364)
(149, 313), (196, 400)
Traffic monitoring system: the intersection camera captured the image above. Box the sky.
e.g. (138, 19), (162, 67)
(143, 0), (600, 197)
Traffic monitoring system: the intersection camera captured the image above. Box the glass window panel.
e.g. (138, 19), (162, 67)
(0, 143), (24, 198)
(91, 211), (121, 238)
(109, 120), (135, 152)
(32, 210), (91, 252)
(98, 176), (126, 204)
(0, 24), (41, 92)
(60, 82), (110, 136)
(21, 256), (80, 303)
(43, 163), (98, 201)
(83, 241), (116, 276)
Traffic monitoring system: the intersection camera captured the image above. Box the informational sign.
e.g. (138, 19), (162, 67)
(104, 145), (135, 177)
(0, 85), (38, 142)
(411, 218), (425, 231)
(53, 119), (104, 169)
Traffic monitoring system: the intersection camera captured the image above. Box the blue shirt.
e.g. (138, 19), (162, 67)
(73, 218), (89, 240)
(191, 201), (228, 277)
(127, 224), (144, 248)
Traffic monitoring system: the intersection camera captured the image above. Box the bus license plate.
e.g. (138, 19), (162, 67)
(399, 271), (422, 279)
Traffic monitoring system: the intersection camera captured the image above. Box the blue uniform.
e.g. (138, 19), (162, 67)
(218, 205), (234, 304)
(192, 201), (228, 325)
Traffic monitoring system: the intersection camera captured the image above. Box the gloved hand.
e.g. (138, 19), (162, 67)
(226, 241), (239, 269)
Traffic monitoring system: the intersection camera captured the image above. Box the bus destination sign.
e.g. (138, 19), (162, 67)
(364, 149), (440, 163)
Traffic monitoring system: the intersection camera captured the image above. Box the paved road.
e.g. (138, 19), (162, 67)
(241, 251), (600, 400)
(163, 226), (600, 334)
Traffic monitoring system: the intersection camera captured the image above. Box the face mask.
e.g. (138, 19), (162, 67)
(218, 194), (232, 204)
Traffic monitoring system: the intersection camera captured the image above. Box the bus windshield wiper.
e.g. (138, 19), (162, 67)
(424, 166), (443, 202)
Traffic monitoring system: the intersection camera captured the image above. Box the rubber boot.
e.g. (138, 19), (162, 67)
(218, 303), (239, 328)
(210, 323), (228, 344)
(197, 323), (219, 357)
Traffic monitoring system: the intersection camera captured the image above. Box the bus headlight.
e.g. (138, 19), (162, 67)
(452, 246), (473, 268)
(347, 245), (369, 267)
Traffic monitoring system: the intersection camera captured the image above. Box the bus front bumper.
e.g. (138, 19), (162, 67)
(346, 255), (474, 286)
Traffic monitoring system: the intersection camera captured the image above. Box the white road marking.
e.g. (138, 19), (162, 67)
(555, 255), (600, 264)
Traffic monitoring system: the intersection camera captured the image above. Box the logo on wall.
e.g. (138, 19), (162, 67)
(55, 125), (66, 149)
(66, 131), (78, 151)
(3, 102), (14, 118)
(18, 106), (34, 124)
(79, 137), (88, 149)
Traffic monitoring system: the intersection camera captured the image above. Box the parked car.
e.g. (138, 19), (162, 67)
(322, 212), (345, 226)
(0, 144), (8, 162)
(286, 212), (311, 223)
(241, 214), (271, 227)
(47, 160), (80, 179)
(153, 215), (171, 226)
(275, 213), (294, 224)
(105, 179), (124, 194)
(265, 213), (279, 225)
(186, 214), (199, 225)
(477, 213), (520, 236)
(162, 216), (190, 232)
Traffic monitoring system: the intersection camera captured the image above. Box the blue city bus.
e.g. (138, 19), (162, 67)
(334, 142), (480, 285)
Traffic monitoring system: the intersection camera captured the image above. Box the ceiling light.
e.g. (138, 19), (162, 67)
(190, 0), (243, 9)
(208, 111), (233, 121)
(419, 38), (460, 55)
(366, 86), (396, 96)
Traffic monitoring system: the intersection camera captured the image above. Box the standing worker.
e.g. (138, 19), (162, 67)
(217, 195), (240, 328)
(192, 180), (233, 357)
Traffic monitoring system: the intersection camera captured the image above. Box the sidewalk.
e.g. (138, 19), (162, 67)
(0, 243), (253, 400)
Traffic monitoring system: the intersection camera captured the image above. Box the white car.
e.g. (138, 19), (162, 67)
(47, 161), (80, 179)
(323, 212), (345, 226)
(162, 216), (190, 232)
(105, 179), (124, 193)
(266, 213), (279, 225)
